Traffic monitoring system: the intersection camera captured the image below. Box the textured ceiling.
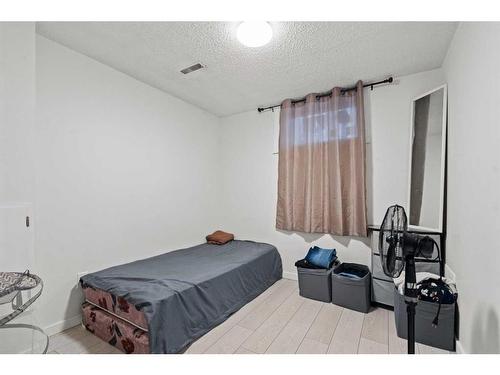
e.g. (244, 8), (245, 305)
(36, 22), (457, 117)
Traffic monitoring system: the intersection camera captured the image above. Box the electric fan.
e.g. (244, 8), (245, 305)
(379, 204), (435, 354)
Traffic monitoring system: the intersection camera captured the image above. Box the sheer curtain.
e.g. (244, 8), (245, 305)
(276, 81), (367, 236)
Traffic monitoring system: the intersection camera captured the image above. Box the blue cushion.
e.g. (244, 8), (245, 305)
(304, 246), (337, 269)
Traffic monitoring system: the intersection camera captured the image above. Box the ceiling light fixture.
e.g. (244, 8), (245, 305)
(236, 21), (273, 47)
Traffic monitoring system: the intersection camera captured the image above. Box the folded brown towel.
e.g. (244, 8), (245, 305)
(206, 230), (234, 245)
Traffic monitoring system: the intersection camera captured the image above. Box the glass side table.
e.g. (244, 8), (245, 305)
(0, 271), (49, 354)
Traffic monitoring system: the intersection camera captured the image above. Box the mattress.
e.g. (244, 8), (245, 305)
(80, 240), (282, 353)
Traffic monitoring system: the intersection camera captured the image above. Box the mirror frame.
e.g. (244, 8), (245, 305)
(407, 84), (447, 233)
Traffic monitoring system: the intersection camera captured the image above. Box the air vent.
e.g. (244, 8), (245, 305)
(180, 63), (205, 74)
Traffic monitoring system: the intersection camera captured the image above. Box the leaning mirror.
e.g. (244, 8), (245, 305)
(408, 85), (447, 232)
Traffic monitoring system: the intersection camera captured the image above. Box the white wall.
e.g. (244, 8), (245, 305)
(218, 69), (445, 279)
(1, 22), (36, 268)
(0, 23), (36, 204)
(0, 22), (38, 353)
(366, 69), (445, 224)
(443, 23), (500, 354)
(35, 36), (221, 332)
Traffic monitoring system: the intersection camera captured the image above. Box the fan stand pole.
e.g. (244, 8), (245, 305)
(406, 301), (416, 354)
(404, 256), (418, 355)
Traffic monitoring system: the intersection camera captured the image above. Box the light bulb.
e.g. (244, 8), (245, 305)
(236, 21), (273, 47)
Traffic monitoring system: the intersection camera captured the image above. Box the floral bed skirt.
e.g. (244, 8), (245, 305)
(82, 302), (149, 354)
(81, 282), (148, 330)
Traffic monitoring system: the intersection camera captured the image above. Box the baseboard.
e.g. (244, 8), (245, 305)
(44, 314), (82, 336)
(283, 270), (297, 280)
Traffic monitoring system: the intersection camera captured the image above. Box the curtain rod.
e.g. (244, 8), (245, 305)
(257, 77), (393, 113)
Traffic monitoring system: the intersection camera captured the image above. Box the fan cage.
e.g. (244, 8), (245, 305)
(379, 205), (407, 278)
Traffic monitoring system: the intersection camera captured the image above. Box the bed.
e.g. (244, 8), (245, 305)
(80, 240), (282, 354)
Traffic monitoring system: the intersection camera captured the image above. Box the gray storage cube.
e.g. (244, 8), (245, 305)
(393, 288), (456, 351)
(371, 278), (395, 306)
(297, 266), (333, 302)
(331, 263), (371, 313)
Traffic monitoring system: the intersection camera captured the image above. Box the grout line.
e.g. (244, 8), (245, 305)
(257, 285), (299, 331)
(326, 306), (346, 352)
(235, 345), (258, 355)
(262, 289), (306, 353)
(193, 280), (290, 352)
(264, 297), (305, 353)
(207, 282), (298, 354)
(255, 288), (304, 354)
(325, 306), (343, 350)
(356, 313), (366, 354)
(301, 302), (323, 340)
(294, 301), (322, 354)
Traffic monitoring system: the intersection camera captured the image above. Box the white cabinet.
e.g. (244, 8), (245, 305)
(0, 203), (34, 271)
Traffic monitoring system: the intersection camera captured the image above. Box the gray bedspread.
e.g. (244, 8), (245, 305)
(80, 240), (282, 353)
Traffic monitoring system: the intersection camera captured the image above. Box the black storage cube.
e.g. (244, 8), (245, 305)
(393, 288), (456, 351)
(331, 263), (371, 313)
(297, 265), (333, 303)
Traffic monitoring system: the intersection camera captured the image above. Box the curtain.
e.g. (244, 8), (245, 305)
(276, 81), (367, 236)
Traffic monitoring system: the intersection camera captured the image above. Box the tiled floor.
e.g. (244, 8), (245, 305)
(48, 279), (451, 354)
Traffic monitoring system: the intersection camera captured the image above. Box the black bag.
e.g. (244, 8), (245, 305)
(417, 277), (457, 326)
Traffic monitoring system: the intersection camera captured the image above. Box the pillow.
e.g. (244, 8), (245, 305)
(304, 246), (337, 269)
